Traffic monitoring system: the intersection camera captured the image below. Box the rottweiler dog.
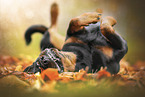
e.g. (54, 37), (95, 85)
(24, 12), (102, 73)
(24, 3), (65, 50)
(24, 10), (128, 74)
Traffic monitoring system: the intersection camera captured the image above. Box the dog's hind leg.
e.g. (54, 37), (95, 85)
(48, 3), (65, 50)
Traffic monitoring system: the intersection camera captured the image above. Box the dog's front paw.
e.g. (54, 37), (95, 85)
(68, 12), (102, 33)
(101, 16), (117, 36)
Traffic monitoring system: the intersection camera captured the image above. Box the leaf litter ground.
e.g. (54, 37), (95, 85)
(0, 55), (145, 97)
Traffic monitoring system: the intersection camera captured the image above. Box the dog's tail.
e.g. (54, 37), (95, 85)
(24, 25), (48, 45)
(24, 2), (59, 45)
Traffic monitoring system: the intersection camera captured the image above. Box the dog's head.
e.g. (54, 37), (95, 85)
(24, 48), (77, 74)
(24, 48), (64, 73)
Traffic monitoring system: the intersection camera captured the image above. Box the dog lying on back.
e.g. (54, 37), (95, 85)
(24, 3), (128, 74)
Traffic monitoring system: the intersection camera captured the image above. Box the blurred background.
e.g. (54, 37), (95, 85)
(0, 0), (145, 64)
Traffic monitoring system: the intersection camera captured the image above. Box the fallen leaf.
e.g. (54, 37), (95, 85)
(41, 68), (59, 81)
(96, 67), (111, 79)
(74, 69), (87, 80)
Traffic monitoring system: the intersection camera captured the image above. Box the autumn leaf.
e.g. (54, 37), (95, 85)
(74, 69), (87, 80)
(96, 67), (111, 79)
(41, 68), (59, 81)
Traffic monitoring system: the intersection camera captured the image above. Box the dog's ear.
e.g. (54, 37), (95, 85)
(67, 12), (102, 35)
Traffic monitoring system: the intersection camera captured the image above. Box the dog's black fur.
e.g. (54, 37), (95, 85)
(90, 25), (128, 74)
(62, 43), (92, 72)
(62, 22), (102, 72)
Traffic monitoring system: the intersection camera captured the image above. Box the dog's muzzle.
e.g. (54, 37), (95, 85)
(23, 48), (64, 73)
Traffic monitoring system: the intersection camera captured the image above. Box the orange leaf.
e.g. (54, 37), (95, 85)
(97, 68), (111, 79)
(41, 68), (59, 81)
(75, 69), (87, 80)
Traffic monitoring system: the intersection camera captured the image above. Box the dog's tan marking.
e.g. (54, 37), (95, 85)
(49, 27), (65, 50)
(64, 37), (87, 45)
(101, 16), (117, 26)
(95, 46), (113, 58)
(59, 51), (77, 72)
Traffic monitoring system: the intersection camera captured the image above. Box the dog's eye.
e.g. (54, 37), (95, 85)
(44, 60), (47, 63)
(41, 56), (44, 60)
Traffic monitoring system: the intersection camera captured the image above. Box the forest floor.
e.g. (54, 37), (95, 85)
(0, 55), (145, 97)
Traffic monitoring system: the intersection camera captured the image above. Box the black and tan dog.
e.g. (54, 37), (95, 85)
(24, 13), (128, 74)
(24, 3), (128, 74)
(24, 12), (102, 73)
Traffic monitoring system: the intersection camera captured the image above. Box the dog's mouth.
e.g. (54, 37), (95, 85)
(23, 48), (64, 74)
